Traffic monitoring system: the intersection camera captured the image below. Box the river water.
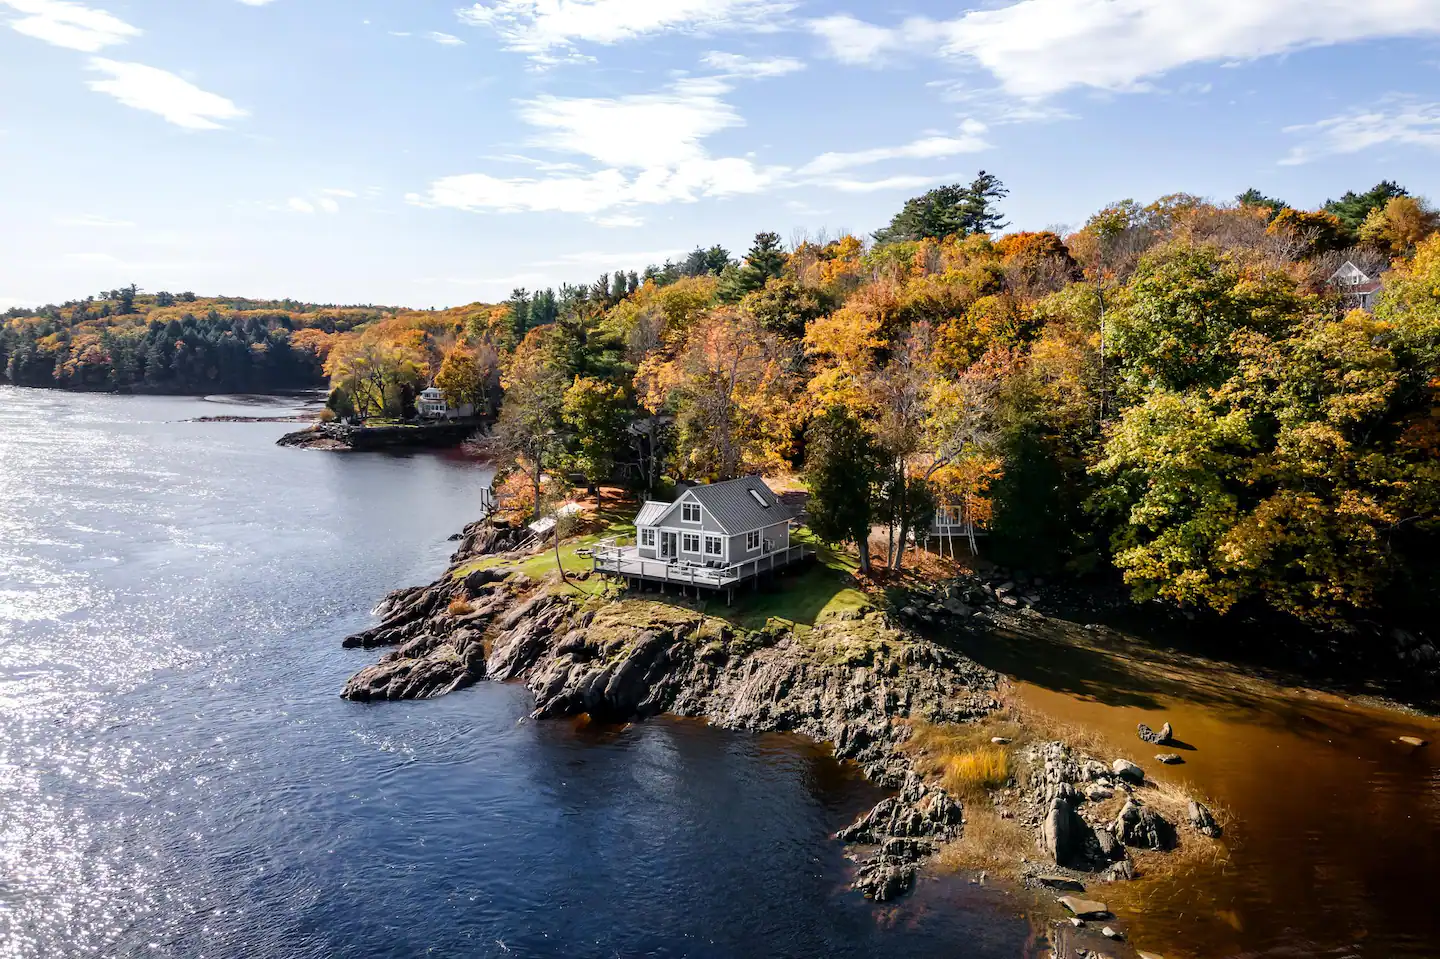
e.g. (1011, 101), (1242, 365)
(0, 388), (1032, 959)
(951, 620), (1440, 958)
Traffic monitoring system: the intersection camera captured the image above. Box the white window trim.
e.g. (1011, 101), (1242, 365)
(681, 532), (700, 553)
(746, 529), (761, 552)
(704, 534), (723, 557)
(640, 528), (655, 547)
(681, 500), (702, 524)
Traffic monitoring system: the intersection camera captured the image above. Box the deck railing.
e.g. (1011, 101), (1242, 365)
(592, 540), (812, 587)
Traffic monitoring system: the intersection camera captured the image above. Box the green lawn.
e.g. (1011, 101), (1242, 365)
(451, 513), (636, 598)
(715, 527), (871, 631)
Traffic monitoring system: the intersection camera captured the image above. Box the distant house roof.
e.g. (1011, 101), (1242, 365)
(635, 501), (668, 526)
(688, 476), (796, 534)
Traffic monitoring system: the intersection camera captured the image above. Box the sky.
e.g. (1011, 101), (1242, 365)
(2, 0), (1439, 310)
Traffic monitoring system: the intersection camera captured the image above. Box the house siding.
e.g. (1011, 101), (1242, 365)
(725, 519), (791, 562)
(649, 492), (728, 534)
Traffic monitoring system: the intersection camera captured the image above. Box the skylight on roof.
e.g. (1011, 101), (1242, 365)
(748, 488), (769, 508)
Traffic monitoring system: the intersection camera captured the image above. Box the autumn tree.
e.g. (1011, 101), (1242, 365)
(1109, 243), (1304, 396)
(489, 327), (569, 519)
(433, 344), (480, 411)
(324, 327), (429, 421)
(647, 309), (795, 481)
(561, 375), (630, 505)
(805, 406), (886, 575)
(1266, 208), (1348, 258)
(1359, 196), (1440, 255)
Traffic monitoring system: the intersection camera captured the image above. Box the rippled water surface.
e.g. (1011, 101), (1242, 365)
(950, 621), (1440, 959)
(0, 387), (1031, 959)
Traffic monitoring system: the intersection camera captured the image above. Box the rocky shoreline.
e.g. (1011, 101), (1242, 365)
(279, 420), (484, 452)
(338, 518), (1219, 949)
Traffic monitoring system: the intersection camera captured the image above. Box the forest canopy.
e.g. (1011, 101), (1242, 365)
(7, 176), (1438, 630)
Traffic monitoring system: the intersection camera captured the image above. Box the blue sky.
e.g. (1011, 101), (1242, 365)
(2, 0), (1439, 310)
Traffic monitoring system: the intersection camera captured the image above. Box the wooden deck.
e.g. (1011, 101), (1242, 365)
(592, 541), (813, 592)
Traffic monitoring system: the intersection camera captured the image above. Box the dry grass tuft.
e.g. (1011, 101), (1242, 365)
(901, 720), (1014, 802)
(937, 808), (1034, 875)
(447, 595), (475, 616)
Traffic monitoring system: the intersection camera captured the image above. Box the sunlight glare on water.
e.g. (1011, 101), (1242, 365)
(0, 387), (1029, 959)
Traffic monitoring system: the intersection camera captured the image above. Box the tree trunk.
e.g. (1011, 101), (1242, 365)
(553, 528), (570, 587)
(856, 531), (872, 576)
(892, 469), (910, 574)
(893, 513), (910, 574)
(531, 461), (542, 521)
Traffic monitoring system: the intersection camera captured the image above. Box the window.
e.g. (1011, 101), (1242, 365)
(746, 529), (761, 552)
(704, 535), (723, 556)
(748, 488), (769, 507)
(682, 533), (700, 553)
(682, 501), (701, 523)
(640, 528), (655, 547)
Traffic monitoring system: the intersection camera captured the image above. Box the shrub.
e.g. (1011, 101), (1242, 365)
(448, 595), (475, 616)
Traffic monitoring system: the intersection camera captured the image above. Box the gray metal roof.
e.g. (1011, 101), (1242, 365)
(686, 476), (796, 534)
(634, 501), (669, 526)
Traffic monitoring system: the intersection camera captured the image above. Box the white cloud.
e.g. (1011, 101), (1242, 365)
(426, 31), (464, 45)
(518, 86), (741, 168)
(409, 78), (783, 215)
(63, 251), (120, 263)
(701, 50), (804, 77)
(409, 159), (777, 215)
(236, 0), (278, 5)
(285, 190), (351, 213)
(814, 173), (959, 194)
(457, 0), (793, 61)
(811, 1), (1440, 97)
(591, 213), (646, 228)
(799, 121), (990, 175)
(0, 0), (139, 52)
(808, 14), (915, 66)
(1281, 99), (1440, 165)
(54, 213), (135, 228)
(86, 59), (247, 130)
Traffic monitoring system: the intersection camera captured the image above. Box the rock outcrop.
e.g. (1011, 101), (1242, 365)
(1114, 798), (1177, 851)
(338, 517), (1217, 908)
(1188, 800), (1222, 838)
(1137, 722), (1173, 745)
(339, 540), (999, 900)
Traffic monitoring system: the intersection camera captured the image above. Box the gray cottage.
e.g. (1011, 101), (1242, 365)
(593, 476), (811, 596)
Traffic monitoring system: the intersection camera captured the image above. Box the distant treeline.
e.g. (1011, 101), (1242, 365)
(0, 287), (393, 393)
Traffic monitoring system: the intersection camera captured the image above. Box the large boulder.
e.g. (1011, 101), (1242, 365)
(1112, 758), (1145, 785)
(1188, 800), (1222, 838)
(1137, 721), (1173, 745)
(1057, 896), (1111, 920)
(1041, 798), (1087, 867)
(1114, 799), (1176, 850)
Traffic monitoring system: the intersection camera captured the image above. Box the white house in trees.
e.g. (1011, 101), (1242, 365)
(593, 476), (811, 597)
(417, 386), (474, 421)
(1327, 261), (1384, 311)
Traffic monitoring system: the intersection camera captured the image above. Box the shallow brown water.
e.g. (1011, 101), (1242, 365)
(949, 621), (1440, 959)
